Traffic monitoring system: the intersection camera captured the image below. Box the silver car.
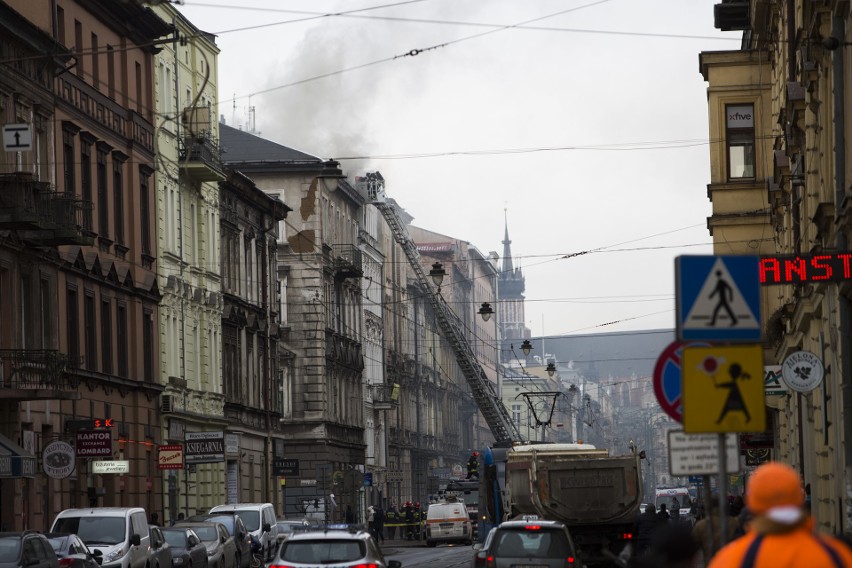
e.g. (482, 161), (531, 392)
(470, 518), (581, 568)
(272, 528), (400, 568)
(174, 523), (235, 568)
(273, 520), (309, 546)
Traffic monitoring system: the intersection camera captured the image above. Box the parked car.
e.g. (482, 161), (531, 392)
(147, 527), (171, 568)
(0, 532), (60, 568)
(470, 518), (581, 568)
(272, 528), (400, 568)
(44, 533), (101, 568)
(173, 523), (235, 568)
(208, 504), (277, 562)
(50, 508), (150, 568)
(184, 515), (249, 568)
(273, 520), (309, 546)
(160, 529), (207, 568)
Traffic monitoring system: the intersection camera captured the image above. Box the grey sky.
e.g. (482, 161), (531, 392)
(177, 0), (738, 337)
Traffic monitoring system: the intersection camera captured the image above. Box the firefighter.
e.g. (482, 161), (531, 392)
(403, 501), (414, 540)
(466, 452), (479, 479)
(413, 502), (422, 540)
(385, 504), (397, 539)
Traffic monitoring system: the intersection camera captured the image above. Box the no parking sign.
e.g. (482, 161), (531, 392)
(653, 340), (709, 422)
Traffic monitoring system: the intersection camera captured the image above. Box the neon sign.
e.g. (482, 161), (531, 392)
(759, 253), (852, 284)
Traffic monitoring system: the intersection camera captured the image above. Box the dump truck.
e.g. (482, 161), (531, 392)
(483, 443), (644, 567)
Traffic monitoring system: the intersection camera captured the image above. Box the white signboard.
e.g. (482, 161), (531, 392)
(667, 430), (740, 476)
(2, 124), (32, 151)
(92, 460), (130, 474)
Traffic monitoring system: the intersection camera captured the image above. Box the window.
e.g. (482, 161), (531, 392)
(135, 62), (143, 114)
(66, 287), (79, 365)
(84, 292), (96, 371)
(62, 129), (75, 195)
(140, 167), (152, 255)
(74, 20), (83, 78)
(101, 298), (112, 374)
(143, 308), (154, 382)
(112, 154), (125, 244)
(80, 138), (92, 229)
(96, 144), (108, 237)
(107, 45), (115, 99)
(726, 104), (755, 179)
(117, 303), (128, 378)
(57, 7), (65, 45)
(512, 404), (522, 426)
(91, 33), (99, 87)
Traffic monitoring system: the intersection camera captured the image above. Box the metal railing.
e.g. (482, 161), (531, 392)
(0, 350), (73, 390)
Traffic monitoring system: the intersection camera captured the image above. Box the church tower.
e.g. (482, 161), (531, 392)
(498, 211), (530, 363)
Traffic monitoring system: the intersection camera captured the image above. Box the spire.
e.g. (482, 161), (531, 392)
(502, 208), (514, 274)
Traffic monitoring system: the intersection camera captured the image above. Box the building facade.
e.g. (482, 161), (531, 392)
(703, 0), (852, 533)
(0, 0), (171, 530)
(151, 2), (227, 523)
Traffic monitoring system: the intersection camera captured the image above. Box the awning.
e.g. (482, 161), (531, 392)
(0, 433), (36, 478)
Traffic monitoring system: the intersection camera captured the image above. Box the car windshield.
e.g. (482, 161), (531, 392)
(0, 538), (21, 561)
(191, 527), (218, 542)
(162, 531), (188, 548)
(53, 517), (127, 546)
(281, 540), (365, 564)
(276, 523), (301, 534)
(493, 528), (570, 558)
(231, 511), (259, 532)
(193, 516), (235, 537)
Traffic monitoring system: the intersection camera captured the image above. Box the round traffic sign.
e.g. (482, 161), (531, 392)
(653, 340), (709, 423)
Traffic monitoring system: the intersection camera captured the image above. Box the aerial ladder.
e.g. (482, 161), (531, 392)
(358, 171), (522, 446)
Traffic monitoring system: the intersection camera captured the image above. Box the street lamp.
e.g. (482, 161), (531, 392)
(546, 362), (556, 377)
(478, 302), (493, 322)
(429, 262), (446, 287)
(520, 340), (533, 356)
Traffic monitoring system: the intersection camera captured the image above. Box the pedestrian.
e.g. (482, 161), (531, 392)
(657, 503), (670, 523)
(375, 505), (385, 543)
(345, 505), (354, 525)
(709, 462), (852, 567)
(692, 498), (737, 563)
(633, 503), (660, 556)
(628, 522), (700, 568)
(150, 512), (159, 526)
(404, 502), (414, 540)
(671, 497), (681, 523)
(367, 506), (376, 539)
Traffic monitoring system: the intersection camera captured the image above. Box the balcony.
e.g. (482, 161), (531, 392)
(0, 173), (95, 245)
(325, 330), (364, 372)
(179, 134), (225, 182)
(0, 349), (81, 401)
(331, 244), (363, 279)
(369, 383), (399, 410)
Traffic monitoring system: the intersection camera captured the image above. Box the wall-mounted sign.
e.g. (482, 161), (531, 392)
(157, 444), (184, 470)
(781, 350), (824, 393)
(185, 431), (224, 464)
(760, 253), (852, 284)
(92, 460), (129, 474)
(273, 459), (299, 477)
(75, 430), (113, 457)
(43, 441), (75, 479)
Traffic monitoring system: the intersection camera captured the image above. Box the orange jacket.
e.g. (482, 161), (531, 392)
(708, 522), (852, 568)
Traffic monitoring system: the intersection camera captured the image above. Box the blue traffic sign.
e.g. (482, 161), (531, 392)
(676, 255), (762, 342)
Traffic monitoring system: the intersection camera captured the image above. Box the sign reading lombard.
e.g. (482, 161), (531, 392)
(185, 431), (224, 464)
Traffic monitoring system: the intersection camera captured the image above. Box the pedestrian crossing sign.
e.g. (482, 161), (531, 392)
(676, 255), (762, 342)
(682, 344), (766, 433)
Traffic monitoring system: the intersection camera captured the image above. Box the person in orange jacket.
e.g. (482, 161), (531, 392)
(709, 462), (852, 567)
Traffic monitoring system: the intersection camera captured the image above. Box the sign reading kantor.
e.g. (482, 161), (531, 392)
(185, 431), (225, 464)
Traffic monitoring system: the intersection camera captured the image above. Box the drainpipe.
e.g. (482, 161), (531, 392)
(830, 15), (852, 532)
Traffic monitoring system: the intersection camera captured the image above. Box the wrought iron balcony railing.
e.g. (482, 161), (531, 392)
(179, 134), (225, 182)
(0, 174), (94, 245)
(0, 349), (74, 390)
(331, 244), (363, 278)
(368, 383), (399, 410)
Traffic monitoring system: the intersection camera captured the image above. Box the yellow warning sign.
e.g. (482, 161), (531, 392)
(682, 345), (765, 433)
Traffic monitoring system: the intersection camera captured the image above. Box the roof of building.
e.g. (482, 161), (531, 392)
(218, 123), (325, 165)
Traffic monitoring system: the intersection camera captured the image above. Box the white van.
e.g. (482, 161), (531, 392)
(209, 503), (278, 561)
(425, 501), (472, 547)
(51, 507), (150, 568)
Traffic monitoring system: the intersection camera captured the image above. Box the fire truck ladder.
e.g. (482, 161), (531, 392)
(360, 172), (522, 445)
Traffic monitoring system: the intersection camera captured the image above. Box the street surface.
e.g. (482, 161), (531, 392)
(385, 542), (473, 567)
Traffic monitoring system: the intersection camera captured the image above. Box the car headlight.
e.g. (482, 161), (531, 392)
(104, 549), (126, 563)
(173, 558), (185, 565)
